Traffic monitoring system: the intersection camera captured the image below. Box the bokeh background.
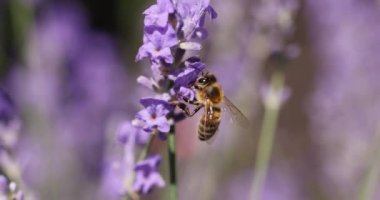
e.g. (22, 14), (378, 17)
(1, 0), (380, 200)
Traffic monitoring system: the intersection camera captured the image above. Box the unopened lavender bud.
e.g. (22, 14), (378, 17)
(179, 42), (202, 51)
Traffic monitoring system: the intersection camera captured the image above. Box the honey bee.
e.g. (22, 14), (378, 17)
(177, 72), (249, 141)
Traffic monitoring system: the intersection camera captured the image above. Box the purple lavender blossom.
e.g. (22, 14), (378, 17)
(135, 103), (171, 140)
(136, 26), (179, 64)
(133, 155), (165, 194)
(143, 0), (175, 29)
(176, 0), (217, 40)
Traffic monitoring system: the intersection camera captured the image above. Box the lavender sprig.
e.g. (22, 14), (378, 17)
(249, 0), (298, 199)
(249, 72), (288, 200)
(121, 0), (217, 199)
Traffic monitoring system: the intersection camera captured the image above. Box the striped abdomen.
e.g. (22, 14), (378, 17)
(198, 106), (222, 141)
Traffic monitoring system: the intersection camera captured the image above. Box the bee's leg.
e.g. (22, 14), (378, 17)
(175, 101), (192, 116)
(172, 100), (203, 117)
(181, 96), (202, 106)
(189, 105), (203, 117)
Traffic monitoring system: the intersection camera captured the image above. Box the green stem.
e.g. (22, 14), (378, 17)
(138, 134), (156, 161)
(250, 72), (285, 200)
(168, 126), (177, 200)
(9, 0), (34, 56)
(357, 132), (380, 200)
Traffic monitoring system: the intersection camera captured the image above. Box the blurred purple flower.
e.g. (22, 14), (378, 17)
(0, 175), (7, 200)
(0, 176), (24, 200)
(0, 89), (20, 150)
(10, 3), (130, 199)
(133, 155), (165, 194)
(0, 89), (16, 127)
(308, 0), (380, 199)
(117, 121), (150, 146)
(9, 182), (24, 200)
(251, 0), (299, 56)
(140, 97), (175, 111)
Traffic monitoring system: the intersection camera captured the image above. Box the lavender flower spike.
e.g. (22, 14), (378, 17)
(117, 121), (150, 146)
(131, 0), (218, 198)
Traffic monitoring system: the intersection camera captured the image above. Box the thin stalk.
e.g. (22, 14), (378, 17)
(9, 0), (34, 56)
(138, 134), (156, 161)
(167, 126), (177, 200)
(249, 72), (285, 200)
(357, 131), (380, 200)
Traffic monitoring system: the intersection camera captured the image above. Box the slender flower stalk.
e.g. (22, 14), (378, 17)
(357, 131), (380, 200)
(250, 71), (287, 200)
(167, 127), (177, 200)
(9, 0), (34, 51)
(248, 0), (298, 198)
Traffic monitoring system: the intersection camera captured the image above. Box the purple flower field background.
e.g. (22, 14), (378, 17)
(1, 0), (380, 200)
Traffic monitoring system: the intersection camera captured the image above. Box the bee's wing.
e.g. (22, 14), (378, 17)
(222, 97), (250, 128)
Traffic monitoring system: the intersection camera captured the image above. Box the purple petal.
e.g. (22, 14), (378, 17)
(155, 47), (174, 63)
(140, 98), (174, 111)
(0, 88), (16, 126)
(206, 6), (218, 19)
(174, 62), (205, 88)
(157, 0), (174, 13)
(143, 5), (159, 15)
(156, 116), (170, 133)
(136, 109), (152, 121)
(135, 155), (162, 172)
(144, 12), (169, 27)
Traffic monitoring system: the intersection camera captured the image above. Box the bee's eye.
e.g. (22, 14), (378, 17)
(198, 78), (207, 84)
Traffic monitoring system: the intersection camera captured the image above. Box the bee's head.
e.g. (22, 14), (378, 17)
(194, 72), (217, 90)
